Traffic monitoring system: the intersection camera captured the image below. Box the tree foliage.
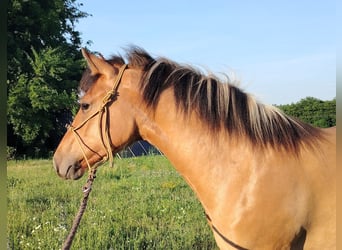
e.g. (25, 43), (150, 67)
(7, 0), (89, 157)
(277, 97), (336, 128)
(8, 47), (80, 142)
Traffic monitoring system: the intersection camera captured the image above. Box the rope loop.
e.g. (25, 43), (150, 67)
(102, 90), (115, 105)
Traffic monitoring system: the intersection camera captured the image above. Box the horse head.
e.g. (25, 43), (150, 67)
(53, 49), (140, 179)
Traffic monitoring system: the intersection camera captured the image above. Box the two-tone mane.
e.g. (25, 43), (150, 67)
(54, 47), (336, 249)
(80, 47), (322, 153)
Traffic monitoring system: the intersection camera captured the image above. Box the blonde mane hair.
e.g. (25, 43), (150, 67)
(83, 47), (323, 153)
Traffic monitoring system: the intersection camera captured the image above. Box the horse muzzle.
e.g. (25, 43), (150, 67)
(53, 156), (86, 180)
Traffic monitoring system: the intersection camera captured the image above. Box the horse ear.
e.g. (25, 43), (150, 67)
(81, 48), (116, 78)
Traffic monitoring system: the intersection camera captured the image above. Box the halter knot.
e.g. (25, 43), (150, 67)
(102, 90), (116, 105)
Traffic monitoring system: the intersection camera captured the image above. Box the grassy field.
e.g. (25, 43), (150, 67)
(7, 156), (218, 249)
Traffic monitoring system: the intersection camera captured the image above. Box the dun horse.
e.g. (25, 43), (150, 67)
(53, 47), (336, 249)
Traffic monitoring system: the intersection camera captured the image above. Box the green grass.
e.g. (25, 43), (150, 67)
(7, 156), (217, 249)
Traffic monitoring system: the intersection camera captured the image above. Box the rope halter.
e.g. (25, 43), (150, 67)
(67, 64), (128, 174)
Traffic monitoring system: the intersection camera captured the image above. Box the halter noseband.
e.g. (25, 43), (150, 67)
(68, 64), (128, 174)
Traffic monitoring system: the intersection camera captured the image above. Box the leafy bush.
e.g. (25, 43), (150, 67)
(7, 146), (16, 160)
(277, 97), (336, 128)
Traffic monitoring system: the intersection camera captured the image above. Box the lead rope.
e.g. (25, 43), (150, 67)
(205, 213), (249, 250)
(61, 64), (127, 250)
(62, 169), (96, 250)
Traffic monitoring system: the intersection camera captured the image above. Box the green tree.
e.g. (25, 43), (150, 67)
(8, 47), (80, 142)
(7, 0), (89, 157)
(277, 97), (336, 128)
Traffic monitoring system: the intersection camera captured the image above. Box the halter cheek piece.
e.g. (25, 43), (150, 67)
(67, 64), (128, 173)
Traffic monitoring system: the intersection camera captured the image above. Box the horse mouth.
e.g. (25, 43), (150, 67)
(60, 153), (106, 180)
(65, 160), (86, 180)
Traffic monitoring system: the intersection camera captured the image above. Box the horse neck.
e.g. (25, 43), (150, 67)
(134, 88), (256, 213)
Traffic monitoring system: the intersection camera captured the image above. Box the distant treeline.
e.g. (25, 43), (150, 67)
(276, 97), (336, 128)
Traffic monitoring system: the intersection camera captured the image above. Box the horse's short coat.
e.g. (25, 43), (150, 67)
(53, 47), (336, 249)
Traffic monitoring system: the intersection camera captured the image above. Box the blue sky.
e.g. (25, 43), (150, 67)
(75, 0), (336, 105)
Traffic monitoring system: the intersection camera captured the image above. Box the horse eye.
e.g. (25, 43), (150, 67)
(80, 103), (90, 111)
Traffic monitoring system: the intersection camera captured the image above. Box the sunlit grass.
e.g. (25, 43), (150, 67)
(7, 156), (217, 249)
